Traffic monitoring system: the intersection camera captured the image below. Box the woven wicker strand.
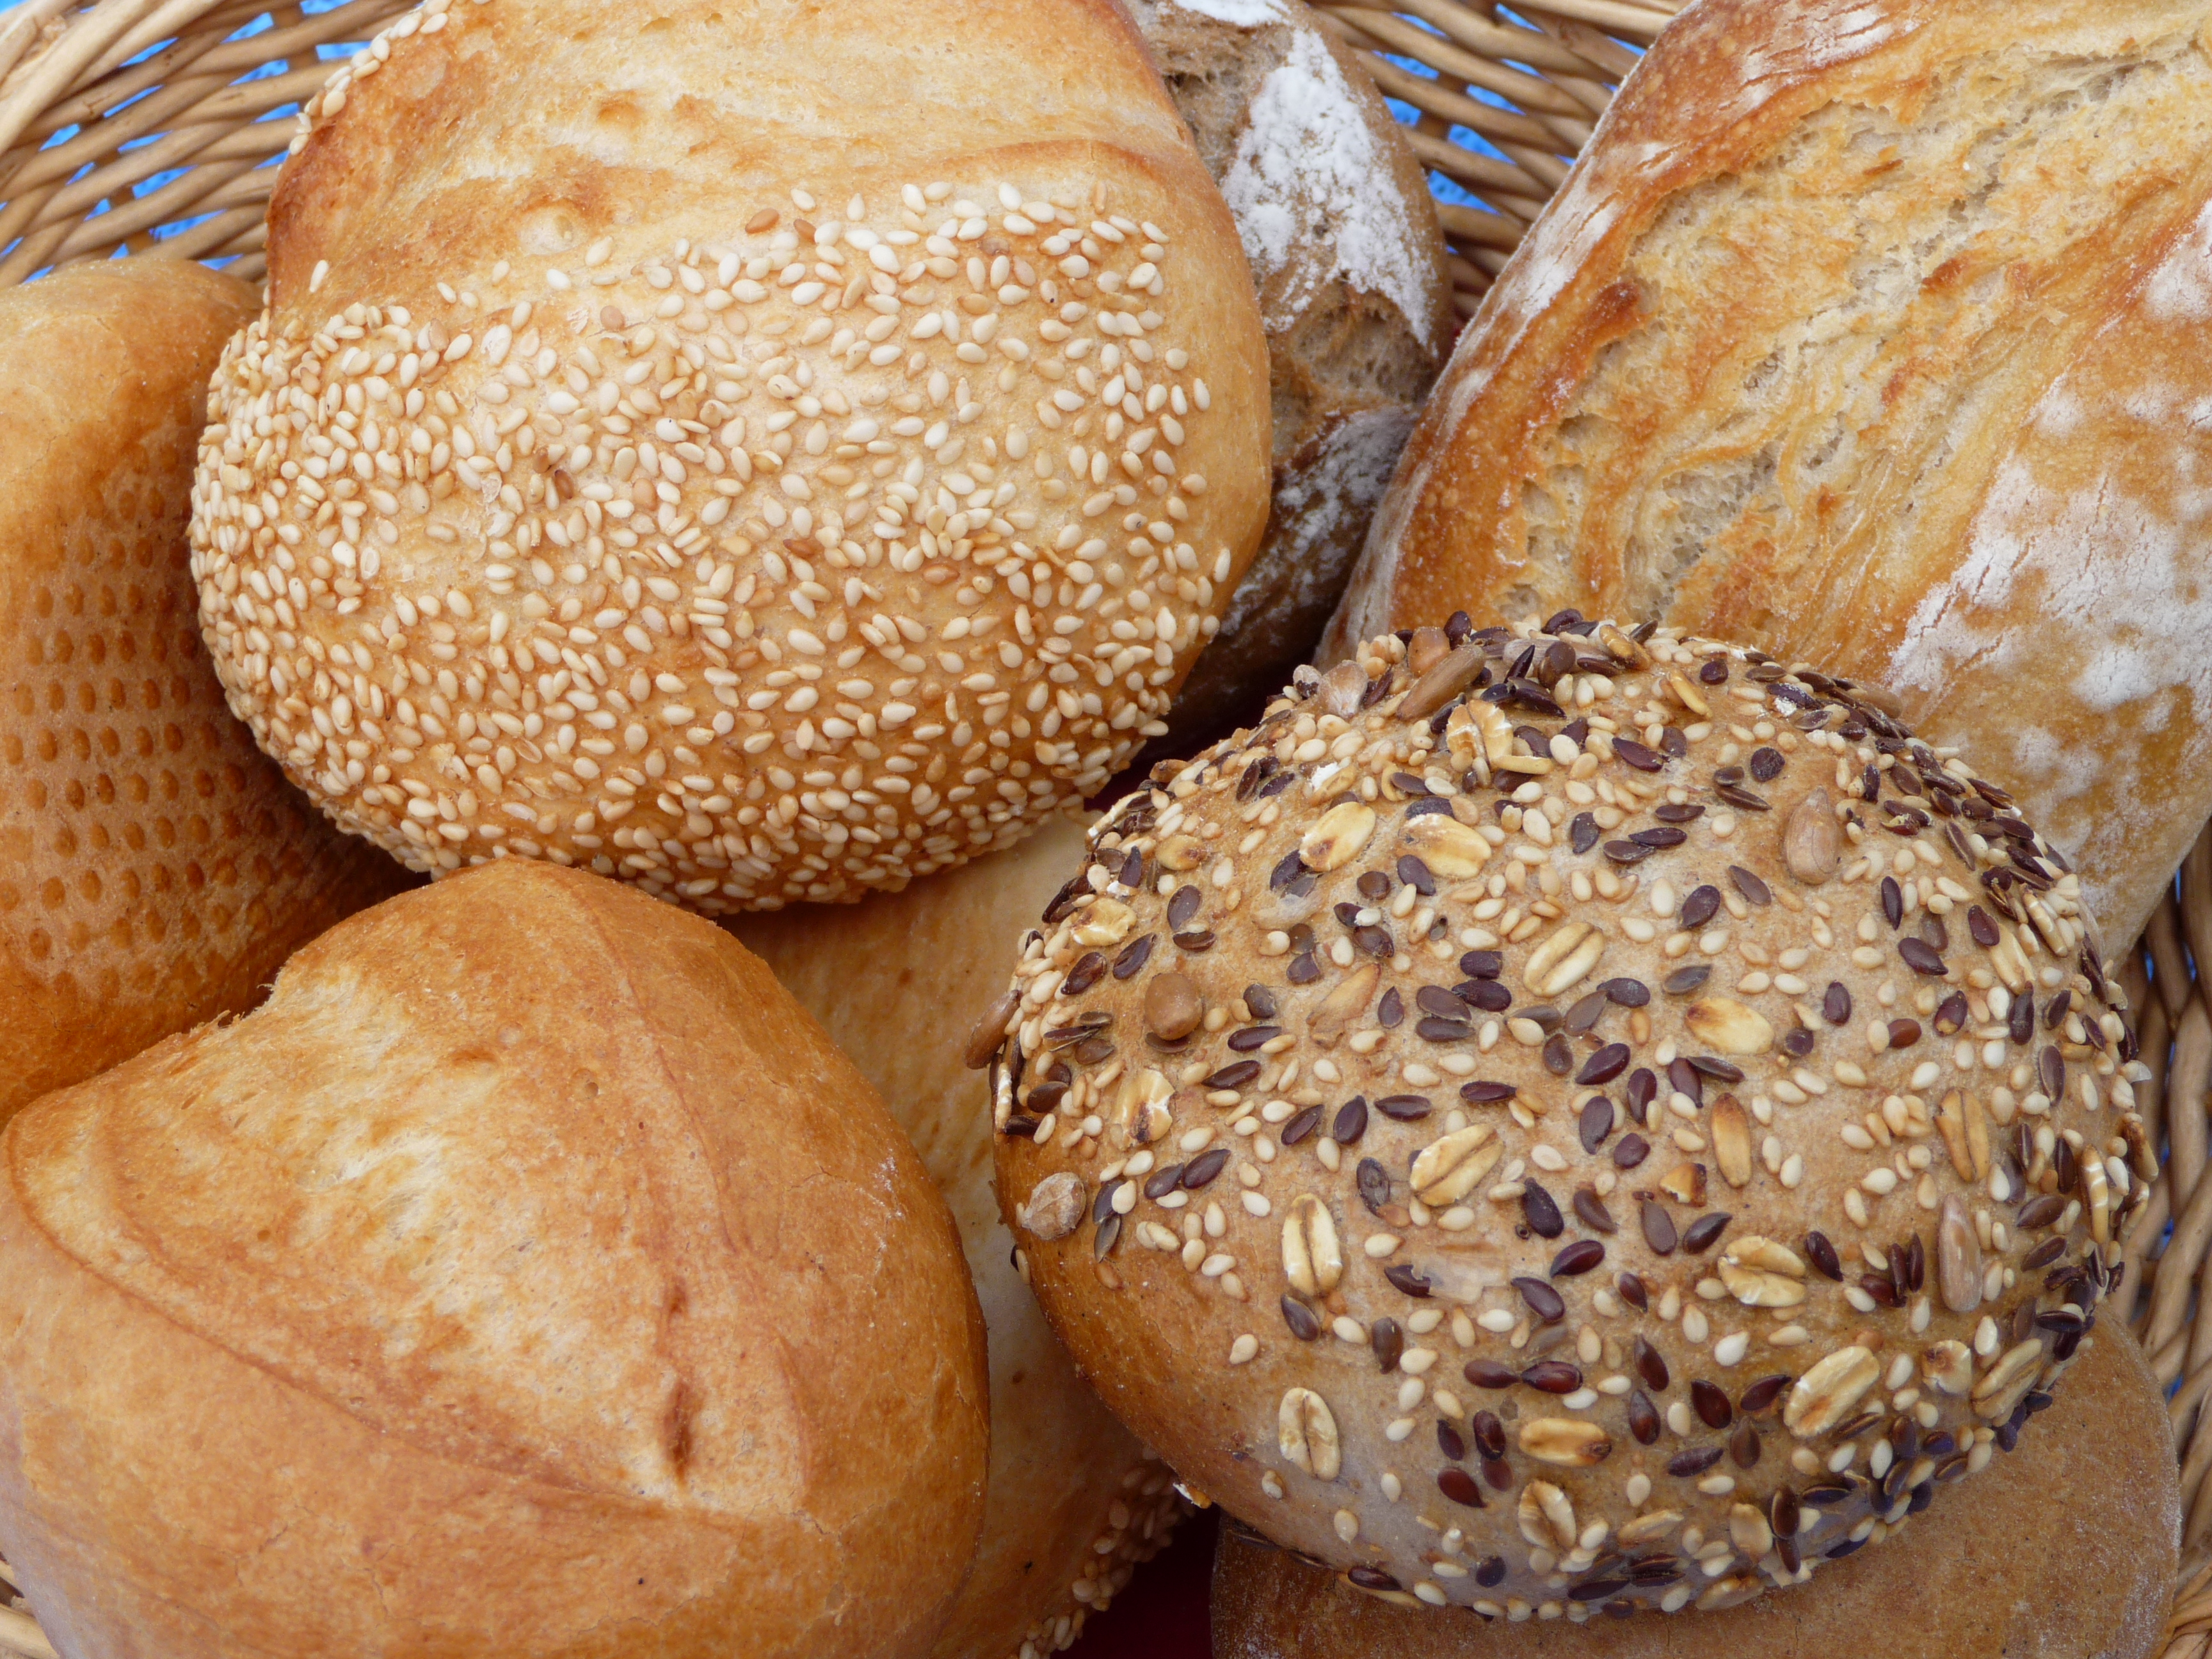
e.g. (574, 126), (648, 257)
(0, 3), (2206, 1656)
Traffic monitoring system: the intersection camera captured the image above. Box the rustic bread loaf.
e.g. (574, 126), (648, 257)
(0, 861), (988, 1658)
(1212, 1320), (2176, 1657)
(1326, 0), (2212, 949)
(189, 0), (1270, 911)
(0, 259), (406, 1121)
(731, 815), (1184, 1659)
(1125, 0), (1452, 742)
(987, 614), (2147, 1619)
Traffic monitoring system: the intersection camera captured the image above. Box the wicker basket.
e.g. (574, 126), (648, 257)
(0, 0), (2207, 1655)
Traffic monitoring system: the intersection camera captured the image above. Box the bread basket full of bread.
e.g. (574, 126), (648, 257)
(0, 1), (2208, 1656)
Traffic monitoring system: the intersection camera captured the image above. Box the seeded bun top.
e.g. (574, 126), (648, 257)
(988, 614), (2151, 1622)
(191, 0), (1270, 910)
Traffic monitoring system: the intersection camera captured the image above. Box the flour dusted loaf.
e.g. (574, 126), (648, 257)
(988, 614), (2150, 1619)
(732, 817), (1183, 1659)
(1327, 0), (2212, 949)
(191, 0), (1270, 911)
(0, 861), (988, 1659)
(0, 260), (405, 1121)
(1124, 0), (1451, 741)
(1212, 1321), (2177, 1656)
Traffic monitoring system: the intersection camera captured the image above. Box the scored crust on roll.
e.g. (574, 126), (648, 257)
(189, 0), (1270, 911)
(1212, 1322), (2177, 1656)
(987, 613), (2150, 1621)
(1123, 0), (1452, 741)
(0, 259), (407, 1120)
(1323, 0), (2212, 949)
(731, 816), (1185, 1659)
(0, 860), (988, 1659)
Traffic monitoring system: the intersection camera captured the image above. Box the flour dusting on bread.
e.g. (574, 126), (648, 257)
(1221, 29), (1437, 344)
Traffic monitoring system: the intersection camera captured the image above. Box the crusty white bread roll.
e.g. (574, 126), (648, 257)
(1325, 0), (2212, 948)
(0, 860), (988, 1659)
(1212, 1322), (2177, 1658)
(990, 616), (2149, 1619)
(1124, 0), (1452, 741)
(730, 816), (1185, 1659)
(190, 0), (1272, 911)
(0, 259), (406, 1120)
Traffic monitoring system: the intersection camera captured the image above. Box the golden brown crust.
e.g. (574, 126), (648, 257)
(1212, 1320), (2177, 1657)
(192, 0), (1271, 910)
(730, 817), (1185, 1659)
(1326, 0), (2212, 949)
(0, 259), (407, 1120)
(992, 617), (2144, 1619)
(0, 860), (988, 1658)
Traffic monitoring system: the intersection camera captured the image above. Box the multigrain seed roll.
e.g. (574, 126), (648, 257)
(0, 861), (988, 1659)
(190, 0), (1271, 911)
(986, 614), (2151, 1621)
(1122, 0), (1452, 741)
(1210, 1324), (2178, 1656)
(731, 817), (1185, 1659)
(1, 260), (407, 1121)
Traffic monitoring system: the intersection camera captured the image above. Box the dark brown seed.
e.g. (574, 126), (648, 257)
(1551, 1240), (1605, 1277)
(1358, 1158), (1393, 1214)
(1093, 1180), (1125, 1226)
(1566, 991), (1609, 1034)
(1571, 812), (1601, 853)
(2008, 991), (2033, 1045)
(1968, 906), (2001, 948)
(1459, 979), (1514, 1013)
(1438, 1467), (1485, 1508)
(1463, 1358), (1516, 1390)
(1286, 952), (1320, 984)
(1438, 1420), (1468, 1461)
(1282, 1105), (1324, 1146)
(1615, 739), (1665, 771)
(1730, 1422), (1763, 1468)
(1418, 1015), (1473, 1044)
(1357, 870), (1392, 901)
(1728, 865), (1772, 906)
(1352, 925), (1392, 958)
(1626, 1069), (1659, 1119)
(1634, 1337), (1669, 1391)
(1204, 1061), (1260, 1090)
(1617, 1271), (1649, 1311)
(1372, 1317), (1404, 1374)
(1523, 1361), (1582, 1394)
(2021, 1237), (2065, 1270)
(1578, 1043), (1630, 1086)
(1663, 965), (1712, 996)
(1575, 1188), (1617, 1233)
(1655, 802), (1707, 823)
(1417, 985), (1466, 1020)
(1578, 1094), (1616, 1152)
(1715, 781), (1771, 811)
(1475, 1557), (1507, 1588)
(1471, 1411), (1507, 1461)
(1681, 885), (1722, 929)
(1699, 659), (1729, 685)
(1281, 1295), (1320, 1340)
(1668, 1447), (1724, 1478)
(1806, 1230), (1843, 1280)
(1783, 1026), (1816, 1057)
(1934, 992), (1969, 1034)
(1543, 1032), (1575, 1075)
(1143, 1164), (1185, 1199)
(1348, 1566), (1402, 1591)
(1900, 936), (1946, 975)
(1568, 1578), (1628, 1606)
(1173, 929), (1217, 952)
(1398, 854), (1437, 895)
(1332, 1096), (1369, 1144)
(1614, 1132), (1650, 1169)
(1062, 952), (1107, 995)
(1692, 1379), (1733, 1429)
(1523, 1182), (1564, 1239)
(1461, 949), (1504, 979)
(1633, 826), (1688, 850)
(1879, 876), (1903, 929)
(1168, 885), (1202, 929)
(1515, 1276), (1567, 1323)
(1888, 1018), (1922, 1049)
(1227, 1024), (1281, 1052)
(1461, 1080), (1516, 1105)
(1823, 982), (1852, 1025)
(1604, 840), (1654, 865)
(1379, 988), (1406, 1029)
(2040, 1045), (2066, 1102)
(1770, 1486), (1801, 1541)
(1627, 1390), (1661, 1445)
(1093, 1213), (1122, 1258)
(1642, 1202), (1678, 1255)
(1375, 1094), (1432, 1121)
(1740, 1374), (1793, 1415)
(1668, 1057), (1704, 1106)
(1604, 977), (1651, 1007)
(1749, 747), (1785, 783)
(2017, 1194), (2065, 1230)
(1112, 934), (1155, 979)
(1385, 1263), (1433, 1298)
(1182, 1149), (1230, 1189)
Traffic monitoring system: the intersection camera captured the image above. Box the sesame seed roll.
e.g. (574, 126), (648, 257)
(189, 0), (1271, 910)
(986, 614), (2152, 1623)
